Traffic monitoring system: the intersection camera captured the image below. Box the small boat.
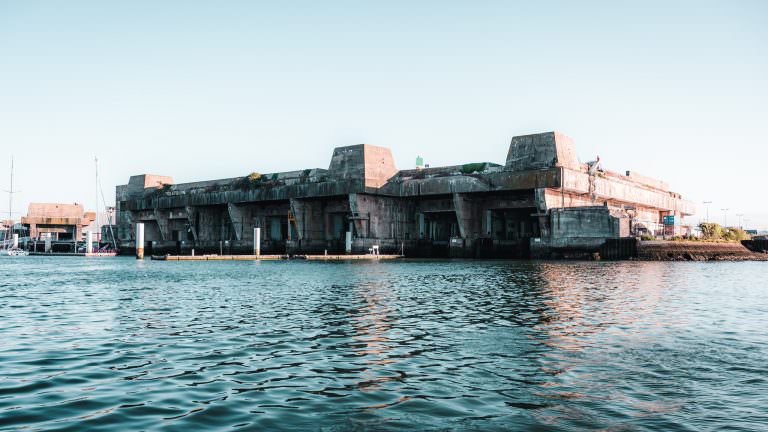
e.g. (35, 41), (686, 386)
(5, 248), (29, 257)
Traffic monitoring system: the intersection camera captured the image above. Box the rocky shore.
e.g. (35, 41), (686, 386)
(635, 241), (768, 261)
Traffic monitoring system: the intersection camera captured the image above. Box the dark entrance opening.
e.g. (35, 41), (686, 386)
(415, 211), (460, 257)
(484, 207), (540, 258)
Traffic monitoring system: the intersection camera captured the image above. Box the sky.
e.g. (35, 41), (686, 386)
(0, 1), (766, 229)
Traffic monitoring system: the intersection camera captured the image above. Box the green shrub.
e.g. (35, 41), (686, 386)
(723, 227), (750, 242)
(698, 223), (750, 242)
(461, 163), (486, 175)
(236, 172), (264, 190)
(699, 223), (723, 239)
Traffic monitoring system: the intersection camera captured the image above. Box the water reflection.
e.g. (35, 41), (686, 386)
(0, 258), (766, 431)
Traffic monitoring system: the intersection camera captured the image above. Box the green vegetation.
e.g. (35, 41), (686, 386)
(640, 234), (656, 241)
(461, 163), (487, 175)
(235, 172), (288, 190)
(236, 172), (264, 190)
(698, 223), (750, 242)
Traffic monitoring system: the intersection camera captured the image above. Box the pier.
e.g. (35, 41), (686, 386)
(151, 254), (402, 261)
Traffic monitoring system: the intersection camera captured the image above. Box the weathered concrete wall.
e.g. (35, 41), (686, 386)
(559, 169), (696, 215)
(116, 131), (696, 258)
(506, 132), (580, 171)
(531, 206), (625, 257)
(328, 144), (398, 188)
(127, 175), (174, 194)
(348, 193), (412, 241)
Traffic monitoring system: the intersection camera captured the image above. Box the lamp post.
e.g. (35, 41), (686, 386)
(736, 213), (744, 229)
(703, 201), (712, 223)
(721, 208), (729, 228)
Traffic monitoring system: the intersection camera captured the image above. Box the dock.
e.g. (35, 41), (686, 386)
(151, 254), (402, 261)
(27, 252), (117, 257)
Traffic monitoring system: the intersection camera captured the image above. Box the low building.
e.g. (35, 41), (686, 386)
(21, 203), (96, 241)
(115, 131), (695, 258)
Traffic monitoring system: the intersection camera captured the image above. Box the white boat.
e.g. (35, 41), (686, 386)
(2, 156), (27, 257)
(5, 248), (29, 257)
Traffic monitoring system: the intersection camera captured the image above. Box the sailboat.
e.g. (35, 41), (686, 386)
(85, 156), (117, 257)
(3, 156), (29, 257)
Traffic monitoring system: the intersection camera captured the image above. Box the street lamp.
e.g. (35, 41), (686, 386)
(721, 208), (729, 228)
(736, 213), (744, 229)
(703, 201), (712, 223)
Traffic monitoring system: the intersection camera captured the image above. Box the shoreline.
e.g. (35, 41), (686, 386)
(635, 240), (768, 261)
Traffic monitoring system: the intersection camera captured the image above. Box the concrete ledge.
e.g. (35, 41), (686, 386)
(152, 255), (285, 261)
(151, 254), (402, 261)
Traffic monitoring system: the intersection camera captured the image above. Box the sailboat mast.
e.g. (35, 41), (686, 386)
(8, 156), (13, 223)
(95, 156), (99, 242)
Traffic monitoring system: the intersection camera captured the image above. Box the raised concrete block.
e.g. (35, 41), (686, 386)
(127, 174), (174, 194)
(328, 144), (397, 188)
(506, 132), (580, 171)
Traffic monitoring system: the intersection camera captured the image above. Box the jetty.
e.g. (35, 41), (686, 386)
(151, 254), (402, 261)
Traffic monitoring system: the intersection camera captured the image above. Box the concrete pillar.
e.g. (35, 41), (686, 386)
(12, 233), (18, 249)
(135, 223), (145, 259)
(345, 231), (352, 254)
(254, 227), (261, 256)
(86, 231), (93, 254)
(485, 210), (492, 236)
(45, 233), (52, 253)
(418, 214), (425, 239)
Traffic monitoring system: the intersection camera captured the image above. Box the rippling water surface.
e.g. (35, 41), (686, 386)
(1, 257), (767, 431)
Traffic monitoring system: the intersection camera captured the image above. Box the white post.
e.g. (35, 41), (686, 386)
(12, 233), (18, 249)
(45, 233), (52, 253)
(135, 223), (145, 259)
(254, 227), (261, 257)
(345, 231), (352, 254)
(86, 231), (93, 254)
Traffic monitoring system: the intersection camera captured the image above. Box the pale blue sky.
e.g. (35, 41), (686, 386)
(1, 1), (766, 229)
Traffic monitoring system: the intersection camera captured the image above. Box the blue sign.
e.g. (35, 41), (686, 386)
(663, 215), (675, 226)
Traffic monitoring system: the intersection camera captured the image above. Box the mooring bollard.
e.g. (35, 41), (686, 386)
(254, 227), (261, 257)
(135, 223), (145, 259)
(86, 231), (93, 254)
